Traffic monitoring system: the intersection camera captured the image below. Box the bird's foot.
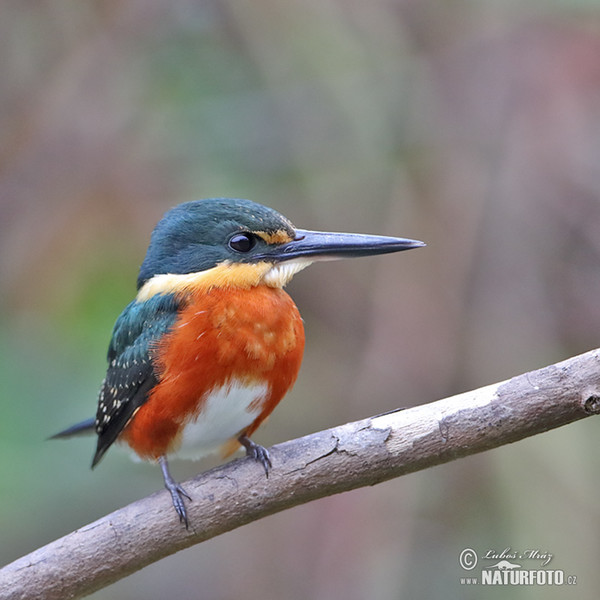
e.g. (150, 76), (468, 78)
(238, 434), (272, 476)
(166, 480), (192, 529)
(159, 455), (192, 528)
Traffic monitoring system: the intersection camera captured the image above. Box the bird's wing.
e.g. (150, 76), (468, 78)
(92, 293), (182, 467)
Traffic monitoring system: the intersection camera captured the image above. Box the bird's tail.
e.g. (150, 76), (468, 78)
(49, 417), (96, 439)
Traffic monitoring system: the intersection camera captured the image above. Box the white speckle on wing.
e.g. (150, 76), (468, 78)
(174, 380), (269, 460)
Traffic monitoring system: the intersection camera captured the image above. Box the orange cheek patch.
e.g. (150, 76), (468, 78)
(255, 229), (294, 245)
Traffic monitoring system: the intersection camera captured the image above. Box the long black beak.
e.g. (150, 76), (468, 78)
(259, 228), (425, 262)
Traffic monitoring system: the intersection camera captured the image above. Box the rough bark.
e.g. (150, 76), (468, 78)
(2, 348), (600, 599)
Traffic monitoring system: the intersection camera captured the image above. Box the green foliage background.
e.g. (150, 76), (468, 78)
(1, 1), (599, 598)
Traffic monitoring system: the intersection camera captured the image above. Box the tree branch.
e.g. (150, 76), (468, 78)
(3, 348), (600, 599)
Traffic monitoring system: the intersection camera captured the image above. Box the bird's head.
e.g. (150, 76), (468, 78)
(136, 198), (424, 300)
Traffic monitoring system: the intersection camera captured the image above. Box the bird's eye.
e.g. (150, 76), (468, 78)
(228, 232), (257, 253)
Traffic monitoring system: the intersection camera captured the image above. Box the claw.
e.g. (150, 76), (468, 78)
(159, 455), (192, 528)
(166, 480), (192, 528)
(238, 434), (272, 476)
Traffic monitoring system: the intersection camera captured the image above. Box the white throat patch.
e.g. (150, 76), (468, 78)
(262, 258), (313, 288)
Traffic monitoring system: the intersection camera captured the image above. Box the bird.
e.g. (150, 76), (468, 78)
(52, 198), (424, 527)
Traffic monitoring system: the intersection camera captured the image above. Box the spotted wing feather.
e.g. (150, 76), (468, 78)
(92, 293), (182, 467)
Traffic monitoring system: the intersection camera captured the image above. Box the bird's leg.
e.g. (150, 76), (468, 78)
(238, 434), (272, 476)
(158, 455), (192, 528)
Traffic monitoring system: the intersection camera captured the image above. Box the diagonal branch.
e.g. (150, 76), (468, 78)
(2, 348), (600, 599)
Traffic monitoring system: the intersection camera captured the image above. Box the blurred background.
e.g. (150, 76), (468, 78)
(1, 1), (600, 598)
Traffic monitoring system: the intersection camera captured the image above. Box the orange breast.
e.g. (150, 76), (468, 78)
(121, 285), (305, 459)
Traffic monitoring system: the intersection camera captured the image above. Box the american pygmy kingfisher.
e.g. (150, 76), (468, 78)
(53, 198), (424, 526)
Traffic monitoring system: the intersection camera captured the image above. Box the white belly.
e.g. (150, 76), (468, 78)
(174, 379), (268, 460)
